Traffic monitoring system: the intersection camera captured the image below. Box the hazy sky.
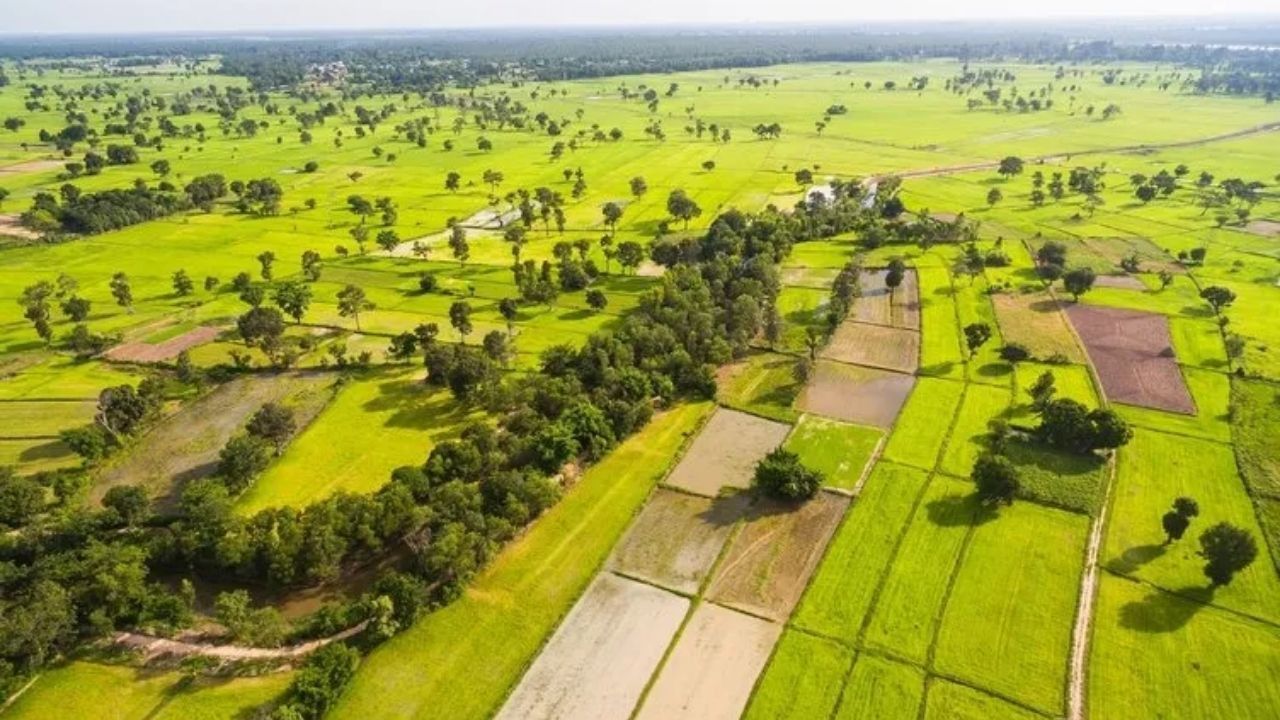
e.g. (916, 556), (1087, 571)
(3, 0), (1278, 34)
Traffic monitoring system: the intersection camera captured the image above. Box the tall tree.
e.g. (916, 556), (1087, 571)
(336, 285), (374, 331)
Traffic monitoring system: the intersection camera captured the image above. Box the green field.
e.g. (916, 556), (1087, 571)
(743, 630), (853, 720)
(783, 414), (883, 490)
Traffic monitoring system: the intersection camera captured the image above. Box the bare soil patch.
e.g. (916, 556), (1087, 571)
(707, 491), (849, 620)
(0, 214), (38, 240)
(990, 292), (1086, 362)
(664, 408), (791, 497)
(0, 159), (63, 177)
(1065, 304), (1194, 414)
(797, 361), (916, 427)
(94, 371), (336, 507)
(608, 489), (749, 594)
(496, 573), (688, 720)
(1245, 219), (1280, 238)
(822, 322), (920, 373)
(855, 269), (920, 329)
(1093, 274), (1147, 291)
(635, 603), (781, 720)
(104, 325), (223, 363)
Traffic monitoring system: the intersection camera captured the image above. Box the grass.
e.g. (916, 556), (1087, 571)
(932, 502), (1089, 715)
(882, 377), (965, 470)
(716, 350), (802, 422)
(1088, 573), (1280, 720)
(237, 368), (482, 513)
(742, 630), (853, 720)
(329, 401), (712, 720)
(1010, 361), (1097, 414)
(832, 654), (925, 720)
(2, 661), (290, 720)
(862, 476), (977, 665)
(938, 383), (1011, 478)
(1230, 376), (1280, 497)
(1003, 440), (1107, 515)
(922, 679), (1045, 720)
(1103, 427), (1280, 625)
(783, 414), (883, 490)
(917, 266), (965, 379)
(792, 462), (930, 641)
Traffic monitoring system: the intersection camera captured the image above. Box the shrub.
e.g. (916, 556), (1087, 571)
(999, 343), (1032, 363)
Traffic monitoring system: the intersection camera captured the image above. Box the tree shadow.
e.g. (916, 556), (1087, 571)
(1119, 584), (1214, 633)
(557, 308), (593, 322)
(975, 362), (1012, 378)
(924, 492), (999, 528)
(695, 491), (753, 529)
(919, 361), (956, 376)
(1104, 543), (1167, 575)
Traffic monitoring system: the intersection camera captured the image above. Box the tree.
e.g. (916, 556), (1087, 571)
(102, 485), (149, 527)
(997, 156), (1025, 179)
(1157, 270), (1174, 290)
(1027, 370), (1057, 410)
(999, 343), (1031, 363)
(336, 285), (374, 331)
(1161, 496), (1200, 544)
(449, 300), (473, 343)
(18, 281), (54, 342)
(986, 187), (1003, 207)
(666, 189), (702, 228)
(1200, 286), (1236, 314)
(150, 159), (170, 177)
(448, 224), (470, 266)
(702, 160), (716, 172)
(884, 258), (906, 302)
(257, 251), (276, 281)
(1198, 522), (1258, 587)
(601, 202), (624, 233)
(498, 298), (520, 336)
(481, 330), (510, 366)
(171, 269), (194, 296)
(268, 280), (311, 324)
(349, 225), (369, 255)
(616, 241), (645, 274)
(964, 322), (991, 356)
(445, 171), (461, 192)
(376, 230), (400, 253)
(586, 289), (608, 312)
(0, 469), (44, 527)
(60, 295), (91, 322)
(1035, 398), (1133, 453)
(346, 194), (374, 224)
(1062, 267), (1097, 301)
(217, 434), (273, 494)
(972, 453), (1019, 505)
(301, 250), (323, 282)
(753, 448), (823, 501)
(110, 272), (133, 311)
(237, 306), (285, 348)
(276, 642), (361, 720)
(629, 176), (648, 199)
(246, 402), (296, 454)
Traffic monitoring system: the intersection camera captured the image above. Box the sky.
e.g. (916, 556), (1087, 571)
(2, 0), (1278, 35)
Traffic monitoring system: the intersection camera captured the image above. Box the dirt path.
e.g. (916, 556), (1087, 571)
(113, 620), (367, 662)
(1067, 460), (1113, 720)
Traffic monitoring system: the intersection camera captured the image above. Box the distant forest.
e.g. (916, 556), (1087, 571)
(0, 20), (1278, 96)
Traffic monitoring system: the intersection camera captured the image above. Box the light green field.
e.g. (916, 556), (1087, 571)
(237, 368), (482, 512)
(715, 350), (803, 423)
(793, 462), (930, 641)
(3, 661), (291, 720)
(933, 502), (1088, 715)
(1088, 574), (1280, 720)
(938, 383), (1012, 478)
(783, 414), (883, 490)
(1103, 428), (1280, 624)
(1231, 377), (1280, 498)
(742, 629), (853, 720)
(833, 655), (925, 720)
(917, 266), (965, 379)
(862, 476), (977, 665)
(1114, 366), (1231, 443)
(923, 680), (1044, 720)
(329, 401), (712, 720)
(881, 377), (965, 470)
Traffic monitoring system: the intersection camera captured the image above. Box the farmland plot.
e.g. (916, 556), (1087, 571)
(1065, 303), (1195, 414)
(782, 414), (883, 491)
(797, 360), (916, 427)
(822, 321), (920, 373)
(664, 407), (791, 497)
(607, 489), (748, 594)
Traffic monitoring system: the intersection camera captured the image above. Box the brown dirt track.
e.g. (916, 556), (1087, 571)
(1064, 304), (1195, 414)
(707, 491), (849, 621)
(663, 408), (791, 497)
(608, 489), (748, 594)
